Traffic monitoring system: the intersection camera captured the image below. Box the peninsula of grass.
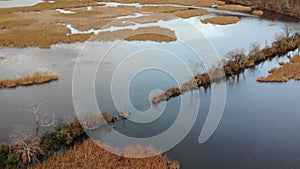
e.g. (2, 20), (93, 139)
(32, 139), (179, 169)
(0, 71), (58, 88)
(152, 33), (300, 103)
(257, 54), (300, 82)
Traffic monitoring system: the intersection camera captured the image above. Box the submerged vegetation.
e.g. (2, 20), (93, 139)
(257, 54), (300, 82)
(0, 71), (58, 88)
(152, 32), (300, 104)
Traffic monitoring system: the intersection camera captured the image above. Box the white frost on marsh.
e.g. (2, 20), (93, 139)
(56, 9), (75, 14)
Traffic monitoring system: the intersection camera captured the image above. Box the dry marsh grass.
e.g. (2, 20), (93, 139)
(201, 15), (241, 25)
(257, 55), (300, 82)
(172, 8), (209, 18)
(0, 2), (185, 48)
(0, 71), (58, 88)
(0, 0), (101, 12)
(93, 26), (177, 42)
(0, 24), (93, 48)
(217, 4), (252, 12)
(125, 33), (176, 42)
(252, 10), (264, 16)
(32, 139), (179, 169)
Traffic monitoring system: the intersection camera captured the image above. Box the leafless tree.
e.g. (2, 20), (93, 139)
(226, 48), (247, 66)
(24, 103), (55, 136)
(249, 43), (260, 56)
(10, 126), (44, 165)
(282, 24), (295, 37)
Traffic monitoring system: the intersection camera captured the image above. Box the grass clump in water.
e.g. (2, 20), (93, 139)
(0, 71), (59, 88)
(201, 15), (241, 25)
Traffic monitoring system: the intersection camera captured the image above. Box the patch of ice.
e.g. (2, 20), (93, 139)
(98, 2), (142, 8)
(56, 9), (75, 14)
(117, 13), (152, 19)
(87, 6), (92, 11)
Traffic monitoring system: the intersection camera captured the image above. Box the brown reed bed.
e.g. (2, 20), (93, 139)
(0, 71), (58, 88)
(32, 139), (179, 169)
(201, 15), (241, 25)
(257, 54), (300, 82)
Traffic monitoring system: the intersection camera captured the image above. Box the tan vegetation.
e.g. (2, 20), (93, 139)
(172, 8), (209, 18)
(257, 55), (300, 82)
(201, 15), (241, 25)
(125, 33), (176, 42)
(0, 71), (58, 88)
(0, 1), (187, 48)
(217, 4), (252, 12)
(32, 139), (179, 169)
(92, 26), (177, 42)
(252, 10), (264, 16)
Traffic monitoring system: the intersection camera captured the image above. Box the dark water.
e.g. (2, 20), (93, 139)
(166, 57), (300, 169)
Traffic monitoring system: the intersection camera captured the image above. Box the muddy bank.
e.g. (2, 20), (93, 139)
(152, 33), (300, 103)
(201, 15), (240, 25)
(0, 71), (58, 88)
(257, 54), (300, 82)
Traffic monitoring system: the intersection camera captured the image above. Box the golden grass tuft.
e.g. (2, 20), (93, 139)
(32, 139), (179, 169)
(257, 55), (300, 82)
(0, 71), (59, 88)
(217, 4), (252, 12)
(172, 8), (209, 18)
(252, 10), (264, 16)
(201, 15), (241, 25)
